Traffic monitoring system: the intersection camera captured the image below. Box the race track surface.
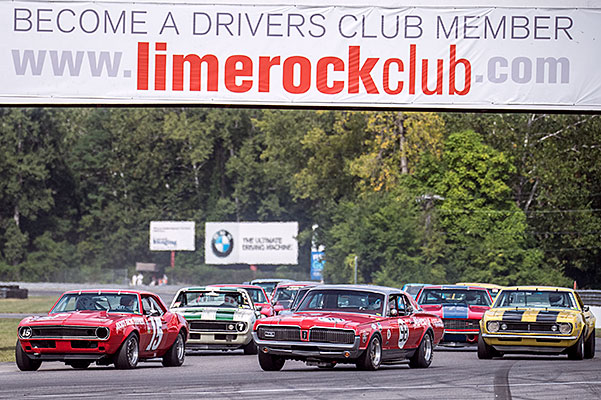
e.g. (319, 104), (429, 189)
(1, 348), (600, 399)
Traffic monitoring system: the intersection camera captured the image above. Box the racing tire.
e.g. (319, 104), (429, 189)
(243, 339), (258, 355)
(69, 360), (91, 369)
(568, 333), (585, 360)
(409, 332), (434, 369)
(356, 335), (382, 371)
(258, 351), (286, 371)
(15, 341), (42, 371)
(162, 332), (185, 367)
(584, 330), (596, 359)
(115, 333), (140, 369)
(477, 333), (498, 359)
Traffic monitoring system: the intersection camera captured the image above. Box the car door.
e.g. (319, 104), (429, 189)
(386, 294), (423, 351)
(139, 295), (168, 355)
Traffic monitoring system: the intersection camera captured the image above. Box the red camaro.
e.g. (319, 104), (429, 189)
(253, 285), (444, 371)
(15, 289), (188, 371)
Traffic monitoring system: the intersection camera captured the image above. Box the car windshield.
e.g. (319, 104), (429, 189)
(51, 293), (141, 314)
(245, 288), (267, 304)
(494, 290), (577, 309)
(290, 288), (311, 311)
(296, 289), (385, 315)
(172, 291), (250, 309)
(253, 282), (278, 295)
(418, 288), (491, 306)
(404, 285), (423, 298)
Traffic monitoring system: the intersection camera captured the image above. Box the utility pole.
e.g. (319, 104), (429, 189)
(354, 256), (358, 284)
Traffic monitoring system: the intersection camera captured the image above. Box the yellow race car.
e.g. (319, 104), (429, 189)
(478, 286), (596, 359)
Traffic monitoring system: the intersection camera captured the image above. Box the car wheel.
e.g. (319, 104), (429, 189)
(15, 341), (42, 372)
(356, 334), (382, 371)
(258, 351), (285, 371)
(409, 332), (433, 368)
(69, 360), (91, 369)
(243, 339), (258, 355)
(568, 333), (585, 360)
(115, 334), (140, 369)
(477, 333), (499, 359)
(584, 330), (596, 359)
(162, 332), (185, 367)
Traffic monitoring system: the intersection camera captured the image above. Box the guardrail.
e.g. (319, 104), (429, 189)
(0, 285), (28, 299)
(577, 290), (601, 307)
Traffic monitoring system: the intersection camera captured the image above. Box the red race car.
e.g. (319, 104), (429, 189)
(208, 284), (275, 317)
(270, 282), (316, 315)
(15, 289), (188, 371)
(415, 285), (492, 347)
(253, 284), (444, 371)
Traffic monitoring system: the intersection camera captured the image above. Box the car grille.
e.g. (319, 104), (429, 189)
(30, 326), (101, 339)
(256, 326), (301, 341)
(500, 322), (561, 333)
(189, 321), (237, 333)
(309, 328), (355, 344)
(443, 319), (479, 330)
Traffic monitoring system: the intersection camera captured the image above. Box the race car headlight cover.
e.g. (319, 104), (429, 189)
(487, 321), (500, 333)
(558, 323), (572, 334)
(19, 326), (32, 339)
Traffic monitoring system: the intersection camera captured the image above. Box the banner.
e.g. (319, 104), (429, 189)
(205, 222), (298, 264)
(149, 221), (195, 251)
(2, 1), (601, 110)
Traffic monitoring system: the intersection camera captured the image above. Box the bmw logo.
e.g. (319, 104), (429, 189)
(211, 230), (234, 257)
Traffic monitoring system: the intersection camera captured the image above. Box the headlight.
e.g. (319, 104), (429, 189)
(487, 321), (500, 333)
(19, 326), (32, 339)
(559, 323), (572, 334)
(96, 326), (110, 340)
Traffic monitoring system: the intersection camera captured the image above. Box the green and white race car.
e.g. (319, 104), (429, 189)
(169, 286), (259, 354)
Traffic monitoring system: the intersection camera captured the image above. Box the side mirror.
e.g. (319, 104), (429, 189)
(255, 305), (263, 312)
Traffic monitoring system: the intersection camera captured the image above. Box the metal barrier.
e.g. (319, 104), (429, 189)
(577, 290), (601, 307)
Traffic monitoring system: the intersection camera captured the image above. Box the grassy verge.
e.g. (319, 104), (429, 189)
(0, 319), (19, 362)
(0, 296), (57, 314)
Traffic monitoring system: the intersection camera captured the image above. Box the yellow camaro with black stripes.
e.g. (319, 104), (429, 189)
(478, 286), (596, 360)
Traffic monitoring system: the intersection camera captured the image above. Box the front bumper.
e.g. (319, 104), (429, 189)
(186, 332), (253, 350)
(253, 333), (362, 360)
(482, 333), (579, 353)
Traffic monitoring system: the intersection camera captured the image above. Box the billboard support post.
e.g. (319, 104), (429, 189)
(171, 251), (175, 268)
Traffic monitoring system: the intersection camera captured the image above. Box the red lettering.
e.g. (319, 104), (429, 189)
(283, 56), (311, 94)
(155, 42), (167, 91)
(225, 55), (253, 93)
(409, 44), (416, 95)
(449, 44), (471, 95)
(137, 42), (149, 90)
(348, 46), (379, 94)
(259, 56), (280, 93)
(172, 54), (218, 91)
(316, 57), (344, 94)
(383, 58), (403, 95)
(422, 59), (444, 95)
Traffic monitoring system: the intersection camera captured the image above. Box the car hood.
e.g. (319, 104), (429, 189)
(259, 311), (383, 331)
(485, 307), (580, 322)
(21, 311), (126, 326)
(420, 303), (489, 319)
(173, 307), (255, 320)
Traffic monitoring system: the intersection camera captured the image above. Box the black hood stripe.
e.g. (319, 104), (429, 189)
(502, 310), (525, 321)
(536, 310), (560, 322)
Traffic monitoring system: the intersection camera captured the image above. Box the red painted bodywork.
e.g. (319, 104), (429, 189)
(16, 289), (188, 364)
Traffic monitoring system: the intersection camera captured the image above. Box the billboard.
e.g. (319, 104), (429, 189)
(205, 222), (298, 264)
(1, 0), (601, 110)
(149, 221), (195, 251)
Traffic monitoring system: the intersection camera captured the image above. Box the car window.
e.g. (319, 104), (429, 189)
(418, 289), (491, 306)
(142, 295), (165, 316)
(297, 289), (385, 315)
(495, 290), (576, 309)
(51, 293), (141, 314)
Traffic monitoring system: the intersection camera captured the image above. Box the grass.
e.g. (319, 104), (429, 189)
(0, 296), (57, 314)
(0, 319), (20, 362)
(0, 296), (57, 363)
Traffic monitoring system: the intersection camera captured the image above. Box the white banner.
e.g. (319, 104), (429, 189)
(205, 222), (298, 265)
(150, 221), (195, 251)
(2, 1), (601, 110)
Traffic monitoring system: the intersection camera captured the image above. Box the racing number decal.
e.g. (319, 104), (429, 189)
(398, 319), (409, 349)
(146, 316), (164, 351)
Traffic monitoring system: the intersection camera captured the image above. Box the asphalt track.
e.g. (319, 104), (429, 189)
(0, 347), (600, 400)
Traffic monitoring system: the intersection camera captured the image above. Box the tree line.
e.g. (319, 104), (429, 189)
(0, 108), (599, 288)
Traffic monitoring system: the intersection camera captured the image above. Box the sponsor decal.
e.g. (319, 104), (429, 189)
(116, 317), (146, 331)
(318, 317), (346, 324)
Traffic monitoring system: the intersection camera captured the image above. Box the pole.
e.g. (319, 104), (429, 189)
(354, 256), (358, 284)
(171, 251), (175, 268)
